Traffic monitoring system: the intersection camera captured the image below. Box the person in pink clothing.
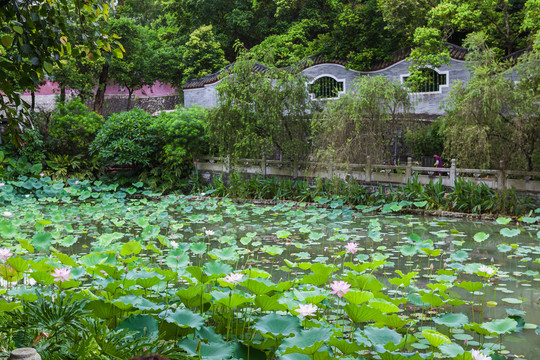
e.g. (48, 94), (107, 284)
(433, 154), (443, 176)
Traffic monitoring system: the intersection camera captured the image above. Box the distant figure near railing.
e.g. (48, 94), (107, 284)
(195, 156), (540, 194)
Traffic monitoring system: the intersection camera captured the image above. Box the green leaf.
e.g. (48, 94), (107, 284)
(344, 304), (383, 323)
(364, 326), (402, 348)
(31, 231), (53, 250)
(254, 313), (301, 337)
(500, 228), (520, 237)
(279, 327), (333, 355)
(204, 261), (233, 276)
(117, 315), (158, 338)
(343, 290), (374, 305)
(481, 318), (518, 334)
(421, 329), (450, 347)
(473, 232), (489, 243)
(433, 313), (468, 328)
(120, 240), (142, 256)
(160, 308), (204, 329)
(496, 217), (512, 225)
(438, 342), (464, 357)
(1, 35), (13, 47)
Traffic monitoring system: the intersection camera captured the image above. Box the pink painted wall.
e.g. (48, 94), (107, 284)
(23, 80), (177, 97)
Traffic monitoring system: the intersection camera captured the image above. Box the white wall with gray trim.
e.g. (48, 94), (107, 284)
(183, 59), (471, 116)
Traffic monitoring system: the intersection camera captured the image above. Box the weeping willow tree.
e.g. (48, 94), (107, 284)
(440, 33), (540, 171)
(312, 75), (413, 165)
(205, 52), (315, 163)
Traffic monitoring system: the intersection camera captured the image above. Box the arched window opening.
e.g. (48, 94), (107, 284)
(309, 76), (344, 99)
(404, 68), (447, 93)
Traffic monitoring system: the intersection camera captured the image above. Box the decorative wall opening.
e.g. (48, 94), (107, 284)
(309, 76), (344, 99)
(403, 68), (447, 93)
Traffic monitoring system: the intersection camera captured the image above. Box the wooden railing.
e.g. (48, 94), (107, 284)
(195, 156), (540, 193)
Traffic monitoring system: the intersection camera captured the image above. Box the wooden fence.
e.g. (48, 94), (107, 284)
(195, 156), (540, 193)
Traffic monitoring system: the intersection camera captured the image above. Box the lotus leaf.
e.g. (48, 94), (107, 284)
(279, 327), (333, 355)
(500, 228), (521, 237)
(421, 329), (450, 347)
(254, 313), (301, 337)
(433, 313), (468, 328)
(481, 318), (518, 334)
(117, 315), (159, 338)
(160, 308), (204, 329)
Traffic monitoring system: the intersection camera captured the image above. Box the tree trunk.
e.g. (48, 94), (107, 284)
(59, 86), (66, 103)
(94, 63), (109, 115)
(30, 91), (35, 111)
(127, 88), (134, 111)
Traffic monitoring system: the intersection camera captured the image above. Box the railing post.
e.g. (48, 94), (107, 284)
(406, 157), (412, 180)
(366, 156), (372, 182)
(449, 159), (456, 185)
(225, 155), (230, 174)
(498, 160), (506, 192)
(261, 155), (266, 177)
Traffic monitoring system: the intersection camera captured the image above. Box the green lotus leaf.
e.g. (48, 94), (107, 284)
(399, 245), (418, 257)
(279, 327), (332, 355)
(31, 231), (53, 250)
(328, 337), (366, 354)
(368, 298), (400, 314)
(262, 245), (285, 255)
(242, 278), (276, 295)
(433, 313), (469, 328)
(6, 257), (28, 273)
(501, 297), (523, 304)
(117, 315), (158, 338)
(58, 235), (78, 247)
(160, 308), (204, 329)
(300, 273), (330, 286)
(497, 244), (513, 252)
(209, 247), (239, 261)
(413, 201), (428, 208)
(420, 293), (444, 307)
(309, 232), (325, 241)
(166, 253), (189, 270)
(438, 342), (464, 357)
(500, 228), (520, 237)
(343, 290), (374, 305)
(190, 242), (207, 255)
(179, 338), (233, 359)
(450, 250), (469, 262)
(421, 329), (450, 347)
(7, 287), (38, 302)
(0, 300), (21, 312)
(364, 326), (402, 348)
(255, 294), (287, 311)
(276, 230), (292, 239)
(211, 290), (253, 308)
(94, 232), (124, 247)
(254, 313), (301, 337)
(496, 217), (512, 225)
(204, 261), (233, 277)
(375, 314), (413, 329)
(473, 232), (490, 242)
(344, 304), (383, 323)
(120, 240), (142, 256)
(0, 222), (18, 238)
(79, 252), (110, 267)
(456, 281), (483, 292)
(481, 318), (518, 334)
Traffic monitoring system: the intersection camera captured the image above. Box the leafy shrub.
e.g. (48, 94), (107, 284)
(47, 98), (104, 157)
(90, 108), (158, 168)
(404, 119), (444, 159)
(140, 107), (208, 191)
(17, 128), (45, 163)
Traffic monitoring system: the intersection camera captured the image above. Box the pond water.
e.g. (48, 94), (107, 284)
(2, 194), (539, 359)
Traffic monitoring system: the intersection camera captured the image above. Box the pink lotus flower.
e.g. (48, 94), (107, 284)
(170, 241), (179, 249)
(223, 272), (244, 284)
(345, 242), (359, 254)
(471, 350), (491, 360)
(3, 211), (12, 217)
(330, 280), (351, 298)
(51, 267), (72, 282)
(205, 230), (215, 236)
(0, 248), (12, 262)
(296, 303), (318, 317)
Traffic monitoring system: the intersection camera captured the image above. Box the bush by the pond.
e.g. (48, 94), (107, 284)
(200, 172), (536, 216)
(46, 98), (104, 157)
(0, 181), (538, 359)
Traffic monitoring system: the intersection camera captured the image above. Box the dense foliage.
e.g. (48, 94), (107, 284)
(206, 53), (314, 162)
(313, 76), (413, 165)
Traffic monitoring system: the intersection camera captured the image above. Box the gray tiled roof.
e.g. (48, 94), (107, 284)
(181, 43), (468, 89)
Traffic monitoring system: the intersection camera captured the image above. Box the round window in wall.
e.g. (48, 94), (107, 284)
(309, 76), (344, 99)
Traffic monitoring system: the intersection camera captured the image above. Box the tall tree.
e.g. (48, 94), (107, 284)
(0, 0), (121, 145)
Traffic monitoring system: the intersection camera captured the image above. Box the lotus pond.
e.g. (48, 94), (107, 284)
(0, 178), (539, 360)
